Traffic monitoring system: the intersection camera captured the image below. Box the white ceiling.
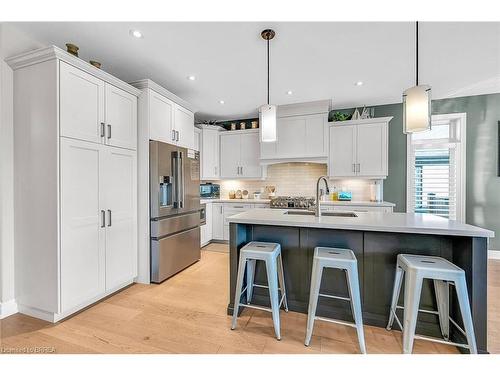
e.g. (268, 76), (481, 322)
(7, 22), (500, 121)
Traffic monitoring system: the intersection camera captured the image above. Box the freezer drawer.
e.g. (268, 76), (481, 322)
(151, 226), (200, 283)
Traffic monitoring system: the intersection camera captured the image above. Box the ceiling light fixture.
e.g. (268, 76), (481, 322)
(287, 90), (293, 95)
(259, 29), (277, 143)
(187, 75), (196, 81)
(219, 100), (225, 104)
(130, 29), (143, 38)
(403, 21), (431, 134)
(355, 81), (363, 86)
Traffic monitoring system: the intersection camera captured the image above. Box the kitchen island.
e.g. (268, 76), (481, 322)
(227, 209), (494, 353)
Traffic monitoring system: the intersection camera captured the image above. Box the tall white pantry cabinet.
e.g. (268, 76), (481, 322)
(7, 46), (140, 322)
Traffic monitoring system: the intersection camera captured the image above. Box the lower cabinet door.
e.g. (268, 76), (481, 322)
(102, 146), (137, 291)
(212, 203), (224, 240)
(60, 138), (105, 312)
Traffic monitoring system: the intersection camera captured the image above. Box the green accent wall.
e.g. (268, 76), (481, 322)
(332, 93), (500, 250)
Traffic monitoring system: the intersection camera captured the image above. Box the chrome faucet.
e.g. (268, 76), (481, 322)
(315, 175), (330, 217)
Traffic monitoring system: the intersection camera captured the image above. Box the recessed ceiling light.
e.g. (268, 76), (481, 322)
(130, 29), (143, 38)
(286, 90), (293, 95)
(187, 75), (196, 81)
(219, 100), (225, 104)
(355, 81), (363, 86)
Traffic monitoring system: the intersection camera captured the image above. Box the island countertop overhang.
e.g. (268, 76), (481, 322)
(226, 208), (495, 238)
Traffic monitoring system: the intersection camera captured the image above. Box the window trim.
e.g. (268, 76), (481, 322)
(406, 113), (467, 222)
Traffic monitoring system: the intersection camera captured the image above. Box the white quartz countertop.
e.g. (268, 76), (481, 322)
(226, 208), (494, 238)
(201, 198), (395, 207)
(201, 198), (271, 204)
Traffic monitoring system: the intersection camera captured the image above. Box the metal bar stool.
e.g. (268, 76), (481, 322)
(231, 241), (288, 340)
(386, 254), (477, 354)
(305, 247), (366, 354)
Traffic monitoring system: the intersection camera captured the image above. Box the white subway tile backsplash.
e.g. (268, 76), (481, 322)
(204, 162), (378, 200)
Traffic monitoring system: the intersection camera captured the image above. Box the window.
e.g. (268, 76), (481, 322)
(407, 113), (466, 221)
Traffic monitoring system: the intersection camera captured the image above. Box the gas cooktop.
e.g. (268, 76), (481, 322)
(269, 196), (315, 210)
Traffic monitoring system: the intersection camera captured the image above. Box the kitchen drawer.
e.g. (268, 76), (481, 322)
(224, 203), (254, 210)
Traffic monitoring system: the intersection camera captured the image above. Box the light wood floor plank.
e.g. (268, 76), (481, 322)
(1, 244), (499, 354)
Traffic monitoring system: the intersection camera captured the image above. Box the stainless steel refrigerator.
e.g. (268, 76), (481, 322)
(150, 140), (201, 283)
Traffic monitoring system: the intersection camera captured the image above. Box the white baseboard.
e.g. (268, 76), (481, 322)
(0, 299), (18, 319)
(489, 250), (500, 260)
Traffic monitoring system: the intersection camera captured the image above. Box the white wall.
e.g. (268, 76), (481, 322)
(0, 23), (43, 317)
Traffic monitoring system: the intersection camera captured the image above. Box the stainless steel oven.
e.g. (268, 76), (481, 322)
(150, 140), (201, 283)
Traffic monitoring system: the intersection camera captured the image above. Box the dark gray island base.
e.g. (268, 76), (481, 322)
(227, 223), (488, 353)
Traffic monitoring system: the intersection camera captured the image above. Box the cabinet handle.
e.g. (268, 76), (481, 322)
(172, 129), (176, 141)
(100, 122), (105, 138)
(352, 163), (356, 173)
(357, 163), (360, 173)
(101, 210), (106, 228)
(220, 206), (223, 214)
(107, 209), (112, 227)
(107, 124), (112, 139)
(240, 166), (243, 175)
(236, 166), (239, 175)
(176, 130), (179, 141)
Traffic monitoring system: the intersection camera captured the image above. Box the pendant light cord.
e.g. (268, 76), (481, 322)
(267, 38), (270, 105)
(416, 21), (419, 86)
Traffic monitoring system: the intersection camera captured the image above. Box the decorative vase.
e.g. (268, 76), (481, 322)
(65, 43), (79, 57)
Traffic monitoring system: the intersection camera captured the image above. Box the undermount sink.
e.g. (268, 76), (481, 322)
(284, 210), (358, 217)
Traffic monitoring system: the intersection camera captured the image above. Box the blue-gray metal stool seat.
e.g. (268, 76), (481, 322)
(231, 241), (288, 340)
(305, 247), (366, 353)
(387, 254), (477, 354)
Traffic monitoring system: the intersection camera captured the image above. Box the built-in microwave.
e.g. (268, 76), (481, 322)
(200, 183), (220, 199)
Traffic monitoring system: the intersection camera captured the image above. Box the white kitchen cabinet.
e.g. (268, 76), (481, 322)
(60, 61), (104, 144)
(60, 62), (137, 150)
(7, 46), (140, 322)
(220, 130), (264, 179)
(60, 138), (105, 312)
(212, 203), (224, 240)
(61, 139), (137, 311)
(149, 89), (174, 144)
(200, 202), (213, 246)
(132, 80), (195, 149)
(200, 126), (223, 180)
(103, 147), (137, 291)
(275, 114), (328, 159)
(328, 125), (357, 177)
(223, 203), (254, 241)
(260, 100), (329, 163)
(328, 117), (391, 179)
(105, 84), (138, 150)
(174, 104), (195, 149)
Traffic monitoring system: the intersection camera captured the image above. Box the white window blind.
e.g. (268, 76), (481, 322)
(407, 114), (466, 222)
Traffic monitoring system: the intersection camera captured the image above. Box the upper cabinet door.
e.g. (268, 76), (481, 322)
(220, 133), (240, 178)
(276, 117), (306, 157)
(356, 123), (388, 177)
(102, 147), (137, 291)
(174, 105), (195, 150)
(60, 138), (105, 312)
(328, 125), (357, 177)
(105, 83), (137, 150)
(305, 114), (328, 157)
(60, 61), (104, 144)
(201, 129), (220, 179)
(239, 132), (262, 178)
(149, 90), (174, 144)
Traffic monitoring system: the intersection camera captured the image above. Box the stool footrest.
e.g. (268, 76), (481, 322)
(315, 316), (357, 328)
(319, 293), (351, 302)
(239, 303), (272, 313)
(414, 334), (470, 350)
(396, 305), (439, 316)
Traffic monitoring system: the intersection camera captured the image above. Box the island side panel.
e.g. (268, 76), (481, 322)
(362, 231), (450, 335)
(451, 236), (488, 353)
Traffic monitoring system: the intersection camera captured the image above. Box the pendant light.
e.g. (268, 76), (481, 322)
(403, 21), (432, 134)
(260, 29), (277, 142)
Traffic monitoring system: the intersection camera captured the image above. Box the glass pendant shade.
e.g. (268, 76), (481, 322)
(259, 104), (277, 142)
(403, 84), (431, 133)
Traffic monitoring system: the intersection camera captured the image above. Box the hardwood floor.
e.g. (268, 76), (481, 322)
(1, 244), (499, 354)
